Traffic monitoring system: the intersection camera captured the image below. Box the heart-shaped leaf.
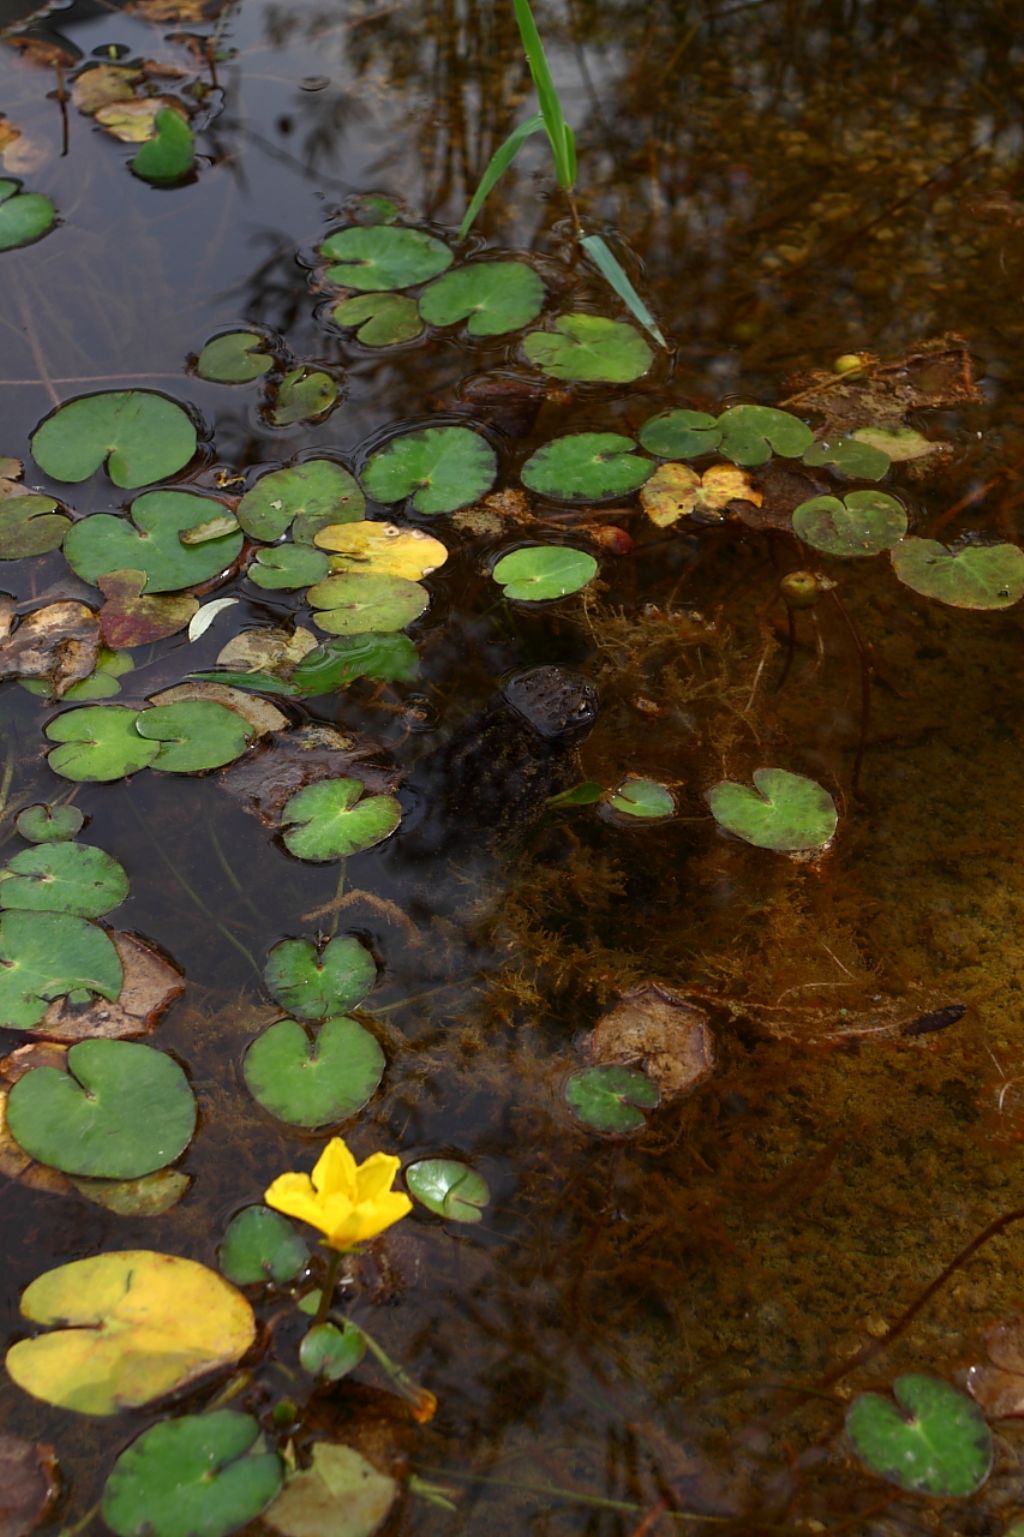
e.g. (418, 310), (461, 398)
(706, 767), (837, 852)
(307, 572), (428, 634)
(65, 491), (242, 593)
(565, 1064), (659, 1134)
(640, 462), (761, 526)
(269, 369), (339, 427)
(14, 803), (85, 844)
(135, 700), (254, 772)
(315, 521), (447, 579)
(0, 178), (55, 252)
(281, 778), (401, 861)
(793, 490), (907, 557)
(263, 935), (377, 1020)
(715, 405), (813, 467)
(801, 435), (890, 480)
(103, 1412), (282, 1537)
(361, 426), (496, 515)
(405, 1158), (490, 1222)
(98, 570), (199, 648)
(218, 1206), (309, 1286)
(7, 1252), (255, 1416)
(299, 1323), (366, 1381)
(289, 633), (419, 693)
(0, 493), (70, 558)
(491, 544), (597, 601)
(331, 293), (423, 346)
(320, 225), (452, 291)
(31, 391), (197, 489)
(0, 842), (128, 918)
(0, 910), (122, 1030)
(237, 460), (365, 542)
(606, 775), (675, 819)
(522, 432), (652, 501)
(196, 331), (273, 383)
(45, 705), (161, 781)
(264, 1443), (395, 1537)
(891, 538), (1024, 609)
(522, 314), (652, 382)
(249, 544), (330, 590)
(419, 260), (545, 336)
(130, 107), (194, 185)
(638, 408), (720, 459)
(846, 1375), (992, 1497)
(243, 1016), (385, 1127)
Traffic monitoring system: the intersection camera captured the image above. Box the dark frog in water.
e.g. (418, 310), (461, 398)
(413, 665), (599, 856)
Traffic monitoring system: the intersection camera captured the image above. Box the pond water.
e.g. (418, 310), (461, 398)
(3, 1), (1024, 1534)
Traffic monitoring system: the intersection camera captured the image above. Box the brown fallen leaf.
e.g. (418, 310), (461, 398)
(98, 569), (198, 648)
(94, 95), (187, 143)
(641, 462), (761, 528)
(0, 601), (99, 697)
(126, 0), (221, 21)
(5, 37), (80, 69)
(37, 932), (184, 1042)
(589, 983), (714, 1100)
(0, 1043), (70, 1195)
(220, 725), (399, 825)
(452, 370), (549, 439)
(967, 1316), (1024, 1418)
(0, 1432), (59, 1537)
(70, 63), (141, 115)
(781, 333), (981, 436)
(451, 488), (538, 539)
(217, 623), (317, 674)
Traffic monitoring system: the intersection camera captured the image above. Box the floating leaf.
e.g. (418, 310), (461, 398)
(522, 314), (652, 383)
(0, 178), (55, 252)
(290, 633), (419, 693)
(638, 408), (720, 460)
(98, 571), (199, 648)
(706, 767), (837, 852)
(237, 461), (365, 542)
(0, 493), (69, 558)
(219, 1206), (309, 1286)
(263, 935), (377, 1021)
(0, 843), (128, 918)
(640, 462), (761, 527)
(71, 62), (140, 115)
(130, 107), (194, 184)
(95, 98), (182, 143)
(102, 1412), (282, 1537)
(265, 1443), (395, 1537)
(607, 776), (675, 820)
(802, 435), (890, 480)
(891, 538), (1024, 610)
(846, 1375), (992, 1497)
(405, 1159), (489, 1222)
(565, 1064), (659, 1134)
(281, 778), (401, 861)
(852, 425), (942, 463)
(793, 490), (907, 557)
(521, 432), (652, 501)
(72, 1169), (189, 1219)
(715, 405), (813, 467)
(307, 572), (428, 634)
(14, 803), (85, 844)
(249, 544), (330, 590)
(243, 1016), (385, 1127)
(419, 260), (545, 336)
(31, 391), (196, 489)
(196, 332), (273, 383)
(65, 492), (242, 593)
(361, 426), (496, 515)
(188, 597), (239, 642)
(331, 293), (423, 347)
(136, 700), (254, 773)
(21, 646), (134, 701)
(315, 521), (447, 579)
(39, 930), (184, 1043)
(321, 225), (452, 291)
(45, 705), (160, 781)
(491, 544), (597, 601)
(299, 1323), (365, 1381)
(269, 369), (339, 427)
(0, 911), (122, 1030)
(0, 601), (99, 697)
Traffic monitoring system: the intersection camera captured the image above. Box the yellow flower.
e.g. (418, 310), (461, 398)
(264, 1137), (411, 1251)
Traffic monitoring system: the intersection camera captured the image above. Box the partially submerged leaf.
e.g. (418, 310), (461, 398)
(523, 313), (653, 383)
(605, 776), (676, 821)
(31, 391), (197, 489)
(269, 369), (339, 428)
(94, 97), (185, 143)
(521, 432), (652, 501)
(321, 225), (452, 291)
(706, 768), (837, 853)
(491, 544), (597, 601)
(263, 935), (377, 1021)
(315, 521), (447, 579)
(891, 538), (1024, 610)
(289, 633), (419, 692)
(405, 1159), (489, 1222)
(360, 426), (496, 515)
(71, 1168), (190, 1219)
(243, 1016), (385, 1128)
(801, 435), (890, 480)
(0, 179), (55, 252)
(792, 490), (907, 557)
(589, 983), (712, 1100)
(264, 1443), (396, 1537)
(196, 331), (273, 383)
(565, 1064), (659, 1135)
(219, 1206), (309, 1286)
(0, 1433), (59, 1537)
(70, 63), (140, 115)
(0, 602), (99, 696)
(967, 1314), (1024, 1418)
(39, 931), (184, 1042)
(846, 1375), (992, 1497)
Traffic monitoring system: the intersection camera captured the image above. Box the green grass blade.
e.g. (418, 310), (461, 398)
(457, 111), (545, 241)
(580, 234), (668, 349)
(513, 0), (575, 190)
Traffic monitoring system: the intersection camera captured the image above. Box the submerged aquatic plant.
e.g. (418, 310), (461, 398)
(264, 1135), (411, 1251)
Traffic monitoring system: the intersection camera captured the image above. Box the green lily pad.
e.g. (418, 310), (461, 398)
(290, 633), (419, 693)
(0, 179), (56, 252)
(237, 460), (365, 542)
(21, 648), (134, 702)
(565, 1065), (659, 1135)
(491, 545), (598, 602)
(281, 778), (401, 862)
(263, 934), (377, 1021)
(64, 491), (243, 593)
(102, 1412), (282, 1537)
(405, 1159), (490, 1222)
(715, 405), (814, 467)
(521, 433), (653, 500)
(0, 910), (123, 1030)
(607, 776), (676, 820)
(706, 767), (837, 852)
(0, 843), (128, 918)
(45, 706), (161, 782)
(265, 1442), (395, 1537)
(7, 1039), (196, 1178)
(891, 538), (1024, 610)
(321, 225), (452, 291)
(299, 1323), (366, 1381)
(361, 425), (496, 515)
(522, 314), (653, 383)
(793, 490), (908, 558)
(31, 391), (197, 489)
(846, 1375), (992, 1497)
(269, 369), (339, 428)
(307, 572), (428, 634)
(801, 435), (890, 480)
(135, 700), (254, 772)
(130, 108), (194, 185)
(243, 1015), (385, 1128)
(331, 293), (423, 347)
(15, 804), (85, 844)
(638, 408), (721, 459)
(249, 544), (330, 590)
(419, 261), (545, 336)
(219, 1206), (309, 1286)
(196, 332), (273, 383)
(0, 493), (70, 558)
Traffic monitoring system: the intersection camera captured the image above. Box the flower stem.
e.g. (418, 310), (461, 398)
(314, 1249), (343, 1328)
(356, 1319), (436, 1421)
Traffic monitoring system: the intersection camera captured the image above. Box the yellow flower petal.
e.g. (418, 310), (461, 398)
(353, 1152), (403, 1202)
(312, 1137), (358, 1199)
(264, 1173), (329, 1236)
(265, 1137), (411, 1252)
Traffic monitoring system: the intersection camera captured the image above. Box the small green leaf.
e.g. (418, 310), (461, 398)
(419, 261), (545, 336)
(0, 910), (122, 1030)
(715, 405), (813, 467)
(196, 332), (273, 383)
(269, 369), (339, 427)
(405, 1159), (489, 1222)
(0, 842), (128, 918)
(299, 1323), (366, 1381)
(15, 803), (85, 844)
(243, 1016), (385, 1127)
(248, 544), (329, 591)
(521, 432), (652, 500)
(219, 1206), (309, 1286)
(0, 494), (70, 558)
(31, 391), (197, 489)
(331, 293), (423, 347)
(546, 781), (603, 807)
(491, 544), (597, 601)
(638, 409), (720, 460)
(523, 314), (653, 383)
(321, 225), (452, 291)
(565, 1065), (659, 1135)
(237, 460), (365, 542)
(281, 778), (401, 861)
(361, 425), (496, 515)
(579, 234), (666, 349)
(792, 490), (908, 558)
(130, 108), (194, 184)
(45, 705), (161, 782)
(846, 1375), (992, 1497)
(706, 767), (837, 852)
(0, 178), (56, 252)
(607, 776), (675, 820)
(263, 935), (377, 1021)
(801, 435), (890, 480)
(307, 572), (428, 635)
(891, 538), (1024, 610)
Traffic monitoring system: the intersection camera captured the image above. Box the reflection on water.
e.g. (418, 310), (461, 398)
(3, 1), (1024, 1532)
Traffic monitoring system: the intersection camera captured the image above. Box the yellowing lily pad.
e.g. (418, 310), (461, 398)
(640, 462), (761, 527)
(7, 1251), (256, 1415)
(891, 538), (1024, 610)
(94, 97), (185, 143)
(264, 1443), (396, 1537)
(314, 521), (447, 579)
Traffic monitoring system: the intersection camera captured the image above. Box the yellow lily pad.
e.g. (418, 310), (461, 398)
(640, 462), (762, 527)
(7, 1250), (256, 1415)
(314, 521), (448, 580)
(94, 98), (185, 144)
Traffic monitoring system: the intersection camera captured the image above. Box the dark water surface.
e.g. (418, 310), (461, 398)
(4, 2), (1024, 1533)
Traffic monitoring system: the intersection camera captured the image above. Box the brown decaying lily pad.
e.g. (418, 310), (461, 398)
(98, 569), (198, 648)
(0, 1043), (72, 1195)
(220, 725), (398, 825)
(588, 982), (714, 1100)
(0, 602), (99, 697)
(781, 332), (980, 436)
(967, 1315), (1024, 1418)
(37, 932), (184, 1042)
(0, 1432), (59, 1537)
